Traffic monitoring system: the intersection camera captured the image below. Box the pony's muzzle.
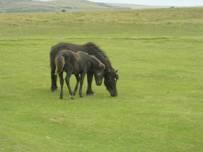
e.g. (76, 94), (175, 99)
(110, 90), (118, 97)
(96, 80), (103, 86)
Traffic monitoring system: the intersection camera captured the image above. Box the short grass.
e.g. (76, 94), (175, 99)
(0, 8), (203, 152)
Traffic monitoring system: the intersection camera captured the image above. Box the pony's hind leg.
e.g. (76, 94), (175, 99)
(79, 73), (85, 97)
(59, 73), (64, 99)
(73, 74), (80, 96)
(65, 73), (74, 99)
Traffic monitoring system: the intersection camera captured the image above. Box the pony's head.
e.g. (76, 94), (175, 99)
(90, 55), (105, 86)
(94, 63), (105, 86)
(104, 69), (119, 97)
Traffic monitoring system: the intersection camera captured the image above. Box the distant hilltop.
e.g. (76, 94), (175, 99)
(0, 0), (114, 13)
(0, 0), (169, 13)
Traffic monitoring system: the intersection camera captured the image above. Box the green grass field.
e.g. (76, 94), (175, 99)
(0, 8), (203, 152)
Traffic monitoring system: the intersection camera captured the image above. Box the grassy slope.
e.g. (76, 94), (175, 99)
(0, 8), (203, 152)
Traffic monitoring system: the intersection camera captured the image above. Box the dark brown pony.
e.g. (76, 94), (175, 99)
(50, 42), (119, 97)
(55, 50), (105, 99)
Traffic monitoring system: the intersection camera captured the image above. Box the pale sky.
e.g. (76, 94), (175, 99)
(89, 0), (203, 6)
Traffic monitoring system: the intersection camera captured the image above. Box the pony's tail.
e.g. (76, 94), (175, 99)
(55, 55), (65, 75)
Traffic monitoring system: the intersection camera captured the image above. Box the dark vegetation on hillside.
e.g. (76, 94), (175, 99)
(0, 0), (116, 13)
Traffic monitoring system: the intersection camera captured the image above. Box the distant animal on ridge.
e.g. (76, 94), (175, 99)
(55, 50), (105, 99)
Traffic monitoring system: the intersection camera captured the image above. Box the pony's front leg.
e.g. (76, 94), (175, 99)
(73, 74), (80, 96)
(86, 72), (94, 96)
(79, 73), (85, 97)
(59, 73), (64, 99)
(65, 73), (74, 99)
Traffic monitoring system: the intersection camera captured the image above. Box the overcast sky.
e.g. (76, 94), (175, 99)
(89, 0), (203, 6)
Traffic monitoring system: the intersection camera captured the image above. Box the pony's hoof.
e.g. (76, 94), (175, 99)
(79, 94), (83, 98)
(59, 96), (63, 99)
(86, 92), (95, 96)
(70, 96), (74, 100)
(51, 85), (57, 91)
(51, 87), (57, 92)
(86, 91), (94, 96)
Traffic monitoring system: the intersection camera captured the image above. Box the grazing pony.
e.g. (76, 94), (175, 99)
(50, 42), (119, 97)
(55, 50), (105, 99)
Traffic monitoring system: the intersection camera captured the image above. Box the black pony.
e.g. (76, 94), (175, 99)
(55, 50), (105, 99)
(50, 42), (119, 97)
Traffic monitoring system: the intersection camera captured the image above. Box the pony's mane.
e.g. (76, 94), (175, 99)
(90, 55), (105, 68)
(90, 55), (102, 64)
(83, 42), (113, 70)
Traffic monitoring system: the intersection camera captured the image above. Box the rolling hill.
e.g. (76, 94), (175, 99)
(0, 0), (114, 12)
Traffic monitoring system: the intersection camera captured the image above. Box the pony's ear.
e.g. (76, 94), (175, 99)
(99, 63), (105, 69)
(115, 69), (119, 80)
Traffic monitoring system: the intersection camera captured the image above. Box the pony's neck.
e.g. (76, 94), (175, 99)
(89, 56), (100, 69)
